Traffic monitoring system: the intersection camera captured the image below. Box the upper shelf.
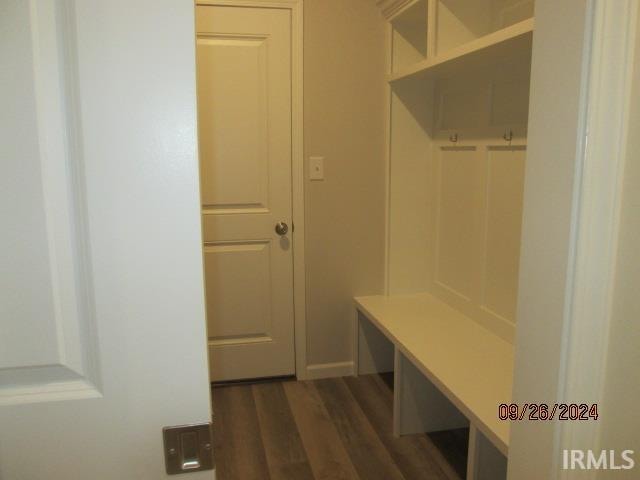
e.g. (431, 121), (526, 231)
(389, 17), (534, 84)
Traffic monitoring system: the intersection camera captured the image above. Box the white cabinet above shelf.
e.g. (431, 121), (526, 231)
(389, 17), (534, 84)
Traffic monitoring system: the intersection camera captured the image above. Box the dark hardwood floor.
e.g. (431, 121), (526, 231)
(212, 374), (468, 480)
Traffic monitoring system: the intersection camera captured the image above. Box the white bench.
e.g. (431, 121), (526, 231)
(354, 293), (514, 479)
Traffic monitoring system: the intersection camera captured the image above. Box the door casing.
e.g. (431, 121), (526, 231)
(196, 0), (307, 380)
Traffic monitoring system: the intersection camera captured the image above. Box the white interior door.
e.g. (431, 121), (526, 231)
(0, 1), (212, 478)
(196, 5), (296, 382)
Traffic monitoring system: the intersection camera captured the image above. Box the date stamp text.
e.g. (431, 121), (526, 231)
(498, 403), (599, 421)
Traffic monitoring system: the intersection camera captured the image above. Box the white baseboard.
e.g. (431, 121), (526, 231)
(305, 361), (355, 380)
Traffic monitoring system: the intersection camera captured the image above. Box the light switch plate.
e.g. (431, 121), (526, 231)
(309, 156), (324, 181)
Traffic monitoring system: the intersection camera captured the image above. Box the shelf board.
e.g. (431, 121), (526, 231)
(389, 17), (534, 83)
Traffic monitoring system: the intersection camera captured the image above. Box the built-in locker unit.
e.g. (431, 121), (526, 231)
(355, 1), (534, 478)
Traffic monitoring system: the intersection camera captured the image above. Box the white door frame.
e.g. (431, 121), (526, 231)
(509, 0), (639, 478)
(196, 0), (307, 380)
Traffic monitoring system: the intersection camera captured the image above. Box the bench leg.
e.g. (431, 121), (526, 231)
(466, 424), (507, 480)
(393, 349), (468, 436)
(354, 310), (394, 376)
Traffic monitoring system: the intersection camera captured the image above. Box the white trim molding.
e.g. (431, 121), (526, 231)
(306, 361), (355, 380)
(288, 0), (308, 381)
(383, 21), (392, 295)
(195, 0), (307, 380)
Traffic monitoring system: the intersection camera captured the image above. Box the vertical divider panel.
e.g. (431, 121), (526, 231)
(355, 311), (395, 376)
(467, 424), (508, 479)
(427, 0), (438, 58)
(392, 347), (402, 436)
(393, 349), (468, 437)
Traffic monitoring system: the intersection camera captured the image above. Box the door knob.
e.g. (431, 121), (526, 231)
(275, 222), (289, 236)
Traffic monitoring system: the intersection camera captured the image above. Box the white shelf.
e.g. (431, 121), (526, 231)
(389, 17), (534, 83)
(354, 292), (514, 455)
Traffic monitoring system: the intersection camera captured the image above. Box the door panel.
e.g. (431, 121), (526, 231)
(198, 35), (269, 211)
(482, 147), (526, 323)
(0, 0), (99, 399)
(0, 1), (212, 478)
(196, 5), (295, 381)
(204, 242), (273, 342)
(435, 146), (483, 301)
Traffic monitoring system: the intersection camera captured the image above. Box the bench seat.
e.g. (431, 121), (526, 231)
(354, 293), (514, 456)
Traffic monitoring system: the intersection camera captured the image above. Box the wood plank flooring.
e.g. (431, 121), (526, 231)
(212, 374), (468, 480)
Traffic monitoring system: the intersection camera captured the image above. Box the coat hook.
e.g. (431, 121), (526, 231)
(503, 129), (513, 143)
(449, 132), (458, 143)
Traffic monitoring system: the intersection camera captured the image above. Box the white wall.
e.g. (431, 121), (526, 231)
(304, 0), (387, 371)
